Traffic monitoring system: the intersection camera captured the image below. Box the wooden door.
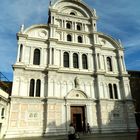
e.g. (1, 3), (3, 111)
(71, 106), (85, 132)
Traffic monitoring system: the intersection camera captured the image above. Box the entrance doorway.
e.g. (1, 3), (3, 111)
(71, 106), (85, 132)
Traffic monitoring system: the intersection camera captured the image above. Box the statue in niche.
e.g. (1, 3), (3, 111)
(74, 76), (80, 88)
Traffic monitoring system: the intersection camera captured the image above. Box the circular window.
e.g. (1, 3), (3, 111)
(76, 94), (79, 97)
(39, 30), (47, 38)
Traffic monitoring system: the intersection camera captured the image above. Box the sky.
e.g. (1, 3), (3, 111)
(0, 0), (140, 81)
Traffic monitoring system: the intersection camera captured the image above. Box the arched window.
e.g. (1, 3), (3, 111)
(70, 12), (75, 15)
(78, 36), (82, 43)
(113, 84), (118, 99)
(107, 57), (112, 71)
(82, 54), (88, 69)
(1, 108), (4, 118)
(29, 79), (35, 97)
(66, 22), (71, 29)
(67, 34), (72, 41)
(64, 52), (69, 68)
(77, 24), (81, 30)
(36, 79), (41, 97)
(109, 84), (113, 99)
(19, 44), (23, 62)
(73, 53), (79, 68)
(33, 49), (40, 65)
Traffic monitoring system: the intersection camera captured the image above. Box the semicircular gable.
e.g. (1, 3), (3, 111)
(65, 89), (88, 99)
(98, 33), (122, 50)
(23, 25), (49, 39)
(52, 0), (95, 18)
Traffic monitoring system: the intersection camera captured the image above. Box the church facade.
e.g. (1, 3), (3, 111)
(3, 0), (136, 138)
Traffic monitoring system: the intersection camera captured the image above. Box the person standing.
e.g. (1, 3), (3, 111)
(68, 123), (75, 140)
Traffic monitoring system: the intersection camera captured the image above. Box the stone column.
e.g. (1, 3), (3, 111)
(70, 52), (73, 68)
(79, 53), (82, 69)
(73, 34), (75, 43)
(60, 50), (63, 67)
(34, 79), (36, 97)
(121, 56), (126, 72)
(98, 53), (101, 70)
(86, 104), (93, 127)
(74, 22), (76, 30)
(49, 47), (52, 65)
(88, 53), (92, 71)
(65, 103), (70, 131)
(21, 45), (25, 62)
(29, 47), (33, 64)
(17, 44), (21, 62)
(99, 54), (103, 70)
(40, 48), (43, 66)
(41, 79), (44, 97)
(112, 56), (116, 73)
(63, 20), (65, 28)
(95, 53), (99, 71)
(117, 83), (121, 99)
(103, 55), (107, 72)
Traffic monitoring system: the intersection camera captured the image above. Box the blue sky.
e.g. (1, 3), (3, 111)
(0, 0), (140, 81)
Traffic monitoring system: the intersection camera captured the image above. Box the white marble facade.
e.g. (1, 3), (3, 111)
(3, 0), (136, 138)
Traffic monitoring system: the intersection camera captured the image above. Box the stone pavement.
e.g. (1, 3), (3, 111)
(4, 132), (137, 140)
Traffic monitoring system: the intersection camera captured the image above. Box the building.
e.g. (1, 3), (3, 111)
(0, 88), (9, 138)
(3, 0), (137, 138)
(0, 72), (11, 138)
(128, 70), (140, 129)
(128, 70), (140, 112)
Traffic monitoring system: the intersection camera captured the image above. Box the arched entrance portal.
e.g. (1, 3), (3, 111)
(71, 106), (86, 132)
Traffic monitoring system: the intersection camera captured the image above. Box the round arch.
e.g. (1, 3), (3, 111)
(65, 89), (89, 99)
(51, 0), (95, 18)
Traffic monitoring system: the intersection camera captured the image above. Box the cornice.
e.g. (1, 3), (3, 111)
(17, 33), (49, 43)
(26, 37), (48, 43)
(13, 64), (46, 72)
(56, 27), (91, 35)
(46, 67), (94, 75)
(0, 96), (9, 102)
(17, 33), (28, 40)
(53, 12), (90, 21)
(57, 40), (92, 48)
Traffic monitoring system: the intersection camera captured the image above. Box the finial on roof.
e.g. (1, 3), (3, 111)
(20, 24), (24, 33)
(118, 39), (121, 44)
(118, 39), (124, 48)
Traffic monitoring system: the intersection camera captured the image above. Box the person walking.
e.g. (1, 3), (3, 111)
(86, 123), (91, 134)
(68, 123), (75, 140)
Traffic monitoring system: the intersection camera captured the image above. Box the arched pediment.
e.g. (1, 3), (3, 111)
(51, 0), (96, 18)
(23, 24), (49, 39)
(65, 89), (88, 99)
(98, 33), (123, 50)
